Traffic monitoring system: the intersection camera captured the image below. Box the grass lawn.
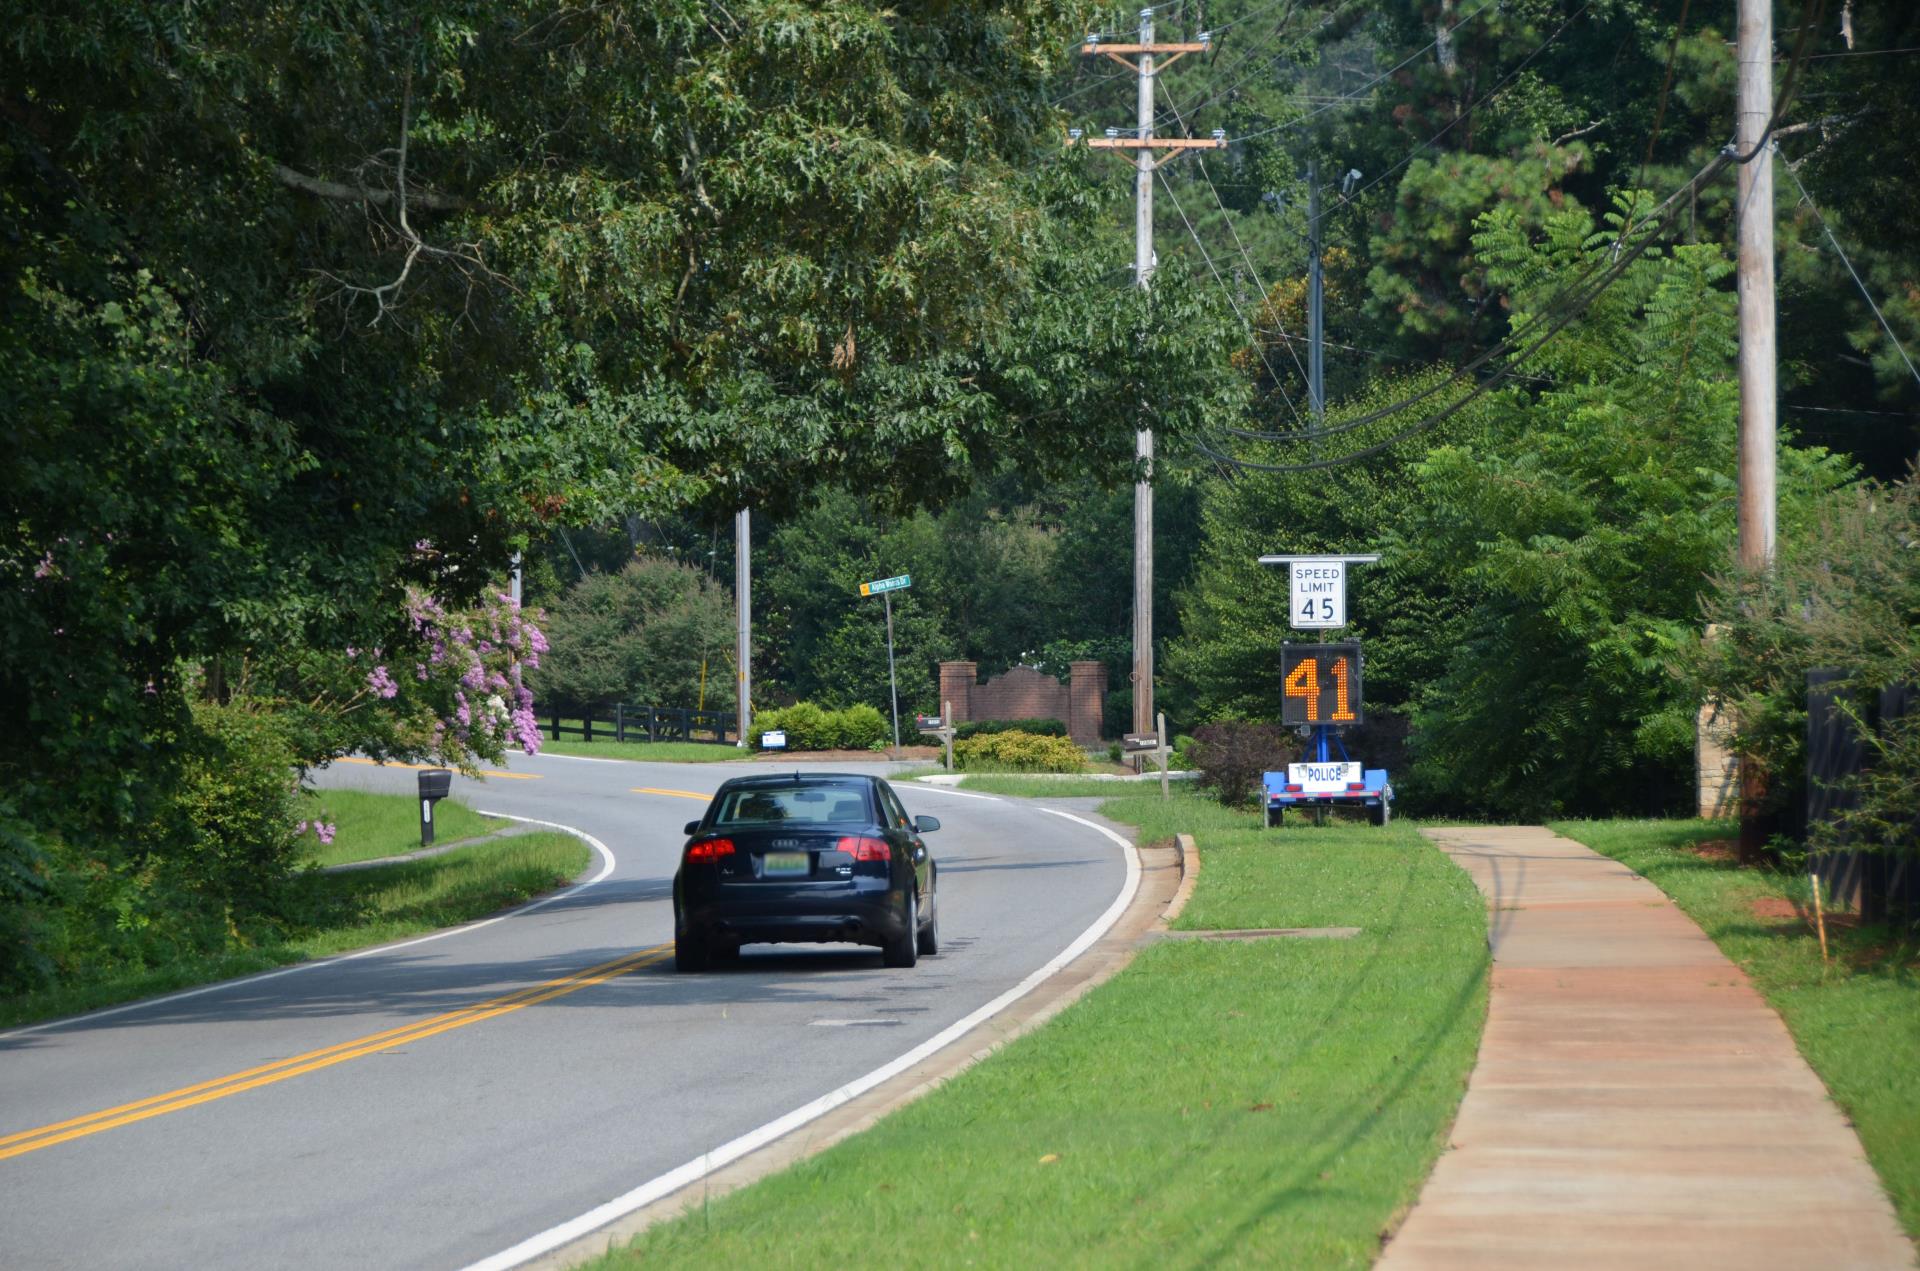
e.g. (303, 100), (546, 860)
(299, 787), (505, 866)
(1, 818), (590, 1031)
(593, 790), (1488, 1269)
(1552, 819), (1920, 1239)
(954, 774), (1194, 799)
(540, 736), (747, 763)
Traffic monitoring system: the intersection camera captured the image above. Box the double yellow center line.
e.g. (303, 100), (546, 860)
(0, 944), (669, 1163)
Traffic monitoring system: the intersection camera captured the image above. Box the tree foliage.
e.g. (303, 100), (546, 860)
(1691, 468), (1920, 856)
(533, 558), (734, 710)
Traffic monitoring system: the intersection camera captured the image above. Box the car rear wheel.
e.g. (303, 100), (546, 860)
(916, 891), (940, 956)
(675, 928), (712, 973)
(882, 890), (919, 968)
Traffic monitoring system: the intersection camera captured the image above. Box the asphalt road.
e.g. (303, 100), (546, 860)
(0, 751), (1129, 1270)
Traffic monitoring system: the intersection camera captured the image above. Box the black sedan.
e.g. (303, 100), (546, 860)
(672, 772), (940, 971)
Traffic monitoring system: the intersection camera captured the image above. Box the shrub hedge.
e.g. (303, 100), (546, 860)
(951, 717), (1067, 740)
(752, 702), (889, 751)
(952, 730), (1086, 773)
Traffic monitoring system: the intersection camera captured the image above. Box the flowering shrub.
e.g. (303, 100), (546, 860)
(263, 587), (548, 772)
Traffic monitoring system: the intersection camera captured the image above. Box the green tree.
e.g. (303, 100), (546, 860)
(1691, 468), (1920, 858)
(533, 559), (734, 710)
(1396, 199), (1852, 817)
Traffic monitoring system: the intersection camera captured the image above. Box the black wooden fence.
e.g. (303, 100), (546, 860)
(546, 702), (737, 746)
(1806, 671), (1916, 923)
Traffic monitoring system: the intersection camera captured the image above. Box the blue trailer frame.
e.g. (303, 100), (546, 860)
(1261, 724), (1393, 827)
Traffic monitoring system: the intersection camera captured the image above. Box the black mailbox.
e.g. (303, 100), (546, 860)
(418, 768), (454, 846)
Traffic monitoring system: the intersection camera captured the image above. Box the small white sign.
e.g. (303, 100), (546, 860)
(1290, 561), (1346, 629)
(761, 729), (788, 750)
(1289, 761), (1361, 792)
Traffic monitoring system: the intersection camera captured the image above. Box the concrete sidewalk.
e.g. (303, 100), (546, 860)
(1380, 825), (1915, 1271)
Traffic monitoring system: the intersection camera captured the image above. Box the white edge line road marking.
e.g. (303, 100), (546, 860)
(0, 817), (617, 1042)
(903, 786), (1003, 802)
(463, 806), (1140, 1271)
(523, 752), (628, 765)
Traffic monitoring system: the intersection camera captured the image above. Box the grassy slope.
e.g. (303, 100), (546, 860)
(1552, 819), (1920, 1239)
(599, 792), (1488, 1269)
(1, 812), (589, 1030)
(299, 788), (505, 865)
(539, 737), (746, 763)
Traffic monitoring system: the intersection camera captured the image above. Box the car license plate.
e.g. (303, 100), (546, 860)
(763, 851), (809, 877)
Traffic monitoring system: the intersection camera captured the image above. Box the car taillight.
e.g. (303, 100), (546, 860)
(836, 835), (891, 862)
(686, 838), (736, 861)
(1347, 781), (1366, 791)
(1284, 783), (1303, 793)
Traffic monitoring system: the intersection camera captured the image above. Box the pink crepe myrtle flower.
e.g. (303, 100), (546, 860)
(367, 665), (399, 699)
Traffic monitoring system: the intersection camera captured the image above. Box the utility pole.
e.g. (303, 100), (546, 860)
(734, 507), (752, 747)
(1076, 12), (1222, 741)
(1307, 161), (1325, 427)
(883, 590), (900, 751)
(1735, 0), (1776, 863)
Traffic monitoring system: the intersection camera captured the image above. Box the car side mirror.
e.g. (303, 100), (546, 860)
(914, 815), (941, 834)
(683, 820), (700, 836)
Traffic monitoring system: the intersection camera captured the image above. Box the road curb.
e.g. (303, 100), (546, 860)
(1160, 832), (1200, 927)
(520, 817), (1189, 1271)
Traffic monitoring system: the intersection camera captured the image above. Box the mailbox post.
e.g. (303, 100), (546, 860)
(1121, 712), (1173, 800)
(418, 768), (453, 847)
(918, 700), (959, 771)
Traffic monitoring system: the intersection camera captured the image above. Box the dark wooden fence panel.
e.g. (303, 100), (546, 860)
(543, 701), (736, 746)
(1805, 671), (1916, 923)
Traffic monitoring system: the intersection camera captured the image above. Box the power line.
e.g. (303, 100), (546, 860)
(1780, 160), (1920, 389)
(1170, 0), (1500, 137)
(1158, 0), (1365, 128)
(1155, 165), (1307, 427)
(1303, 0), (1598, 201)
(1195, 149), (1732, 470)
(1154, 78), (1315, 395)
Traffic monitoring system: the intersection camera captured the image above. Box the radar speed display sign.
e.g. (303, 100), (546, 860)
(1280, 643), (1363, 726)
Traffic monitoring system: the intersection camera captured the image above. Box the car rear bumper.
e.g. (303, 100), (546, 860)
(681, 885), (909, 947)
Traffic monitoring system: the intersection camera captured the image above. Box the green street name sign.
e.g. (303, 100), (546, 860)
(858, 574), (911, 597)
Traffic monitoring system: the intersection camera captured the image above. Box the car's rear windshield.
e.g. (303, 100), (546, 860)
(709, 783), (873, 828)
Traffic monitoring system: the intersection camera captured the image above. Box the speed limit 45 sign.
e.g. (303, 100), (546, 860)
(1289, 561), (1346, 629)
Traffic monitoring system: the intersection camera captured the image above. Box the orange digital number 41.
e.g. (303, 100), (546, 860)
(1284, 657), (1320, 721)
(1329, 656), (1357, 722)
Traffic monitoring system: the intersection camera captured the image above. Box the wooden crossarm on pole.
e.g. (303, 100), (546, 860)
(1080, 41), (1210, 72)
(1081, 137), (1226, 150)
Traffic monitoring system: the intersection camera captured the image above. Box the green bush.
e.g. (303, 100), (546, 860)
(953, 717), (1067, 740)
(1191, 722), (1297, 808)
(754, 701), (890, 751)
(836, 704), (889, 750)
(142, 700), (305, 908)
(1171, 733), (1199, 772)
(953, 730), (1086, 773)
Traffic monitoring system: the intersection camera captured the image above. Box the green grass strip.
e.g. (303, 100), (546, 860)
(1552, 818), (1920, 1239)
(956, 774), (1186, 799)
(540, 737), (747, 763)
(1, 830), (590, 1030)
(299, 788), (506, 866)
(594, 792), (1487, 1269)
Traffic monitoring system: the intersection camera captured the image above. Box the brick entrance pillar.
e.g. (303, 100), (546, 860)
(1068, 661), (1107, 746)
(938, 661), (977, 726)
